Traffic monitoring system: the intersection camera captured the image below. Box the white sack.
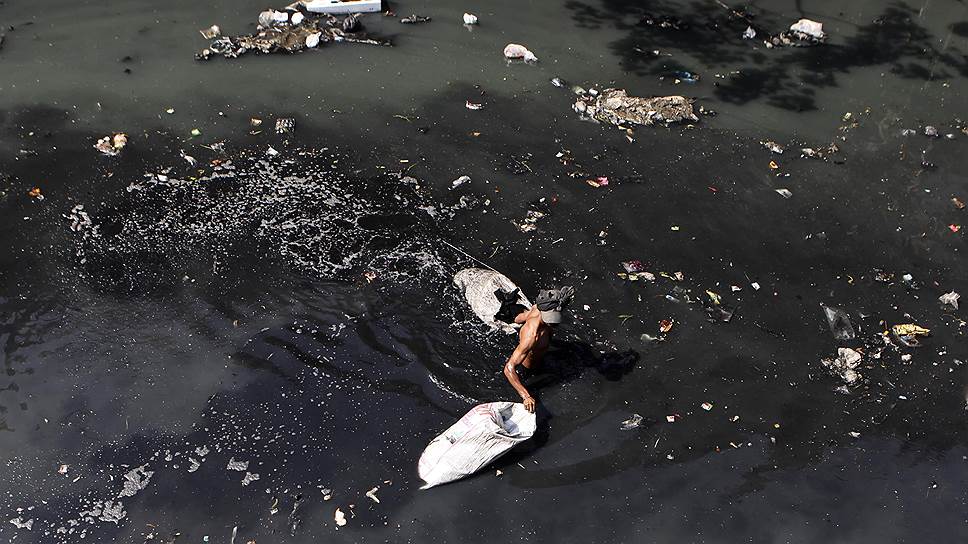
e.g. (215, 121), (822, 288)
(454, 268), (532, 334)
(418, 402), (537, 489)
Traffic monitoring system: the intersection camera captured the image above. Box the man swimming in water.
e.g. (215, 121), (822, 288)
(503, 287), (574, 412)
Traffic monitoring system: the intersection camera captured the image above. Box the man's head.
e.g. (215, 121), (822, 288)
(535, 286), (575, 325)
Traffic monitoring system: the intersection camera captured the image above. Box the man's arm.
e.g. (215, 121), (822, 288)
(503, 325), (537, 412)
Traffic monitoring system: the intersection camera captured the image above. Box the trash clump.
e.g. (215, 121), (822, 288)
(620, 413), (643, 430)
(462, 13), (479, 25)
(766, 19), (826, 48)
(94, 133), (128, 156)
(400, 15), (431, 24)
(196, 9), (389, 60)
(453, 268), (532, 334)
(574, 89), (698, 128)
(821, 304), (856, 341)
(418, 402), (536, 489)
(821, 347), (863, 385)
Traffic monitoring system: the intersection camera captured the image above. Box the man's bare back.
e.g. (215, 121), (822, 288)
(502, 306), (554, 412)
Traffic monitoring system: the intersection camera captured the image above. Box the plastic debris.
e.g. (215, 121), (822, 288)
(57, 464), (69, 475)
(180, 150), (197, 166)
(767, 18), (826, 47)
(94, 133), (128, 156)
(761, 140), (785, 154)
(365, 487), (380, 503)
(27, 187), (43, 200)
(670, 70), (699, 84)
(821, 347), (863, 384)
(891, 323), (931, 348)
(400, 15), (431, 24)
(275, 117), (295, 134)
(666, 415), (676, 423)
(950, 224), (961, 233)
(821, 304), (856, 341)
(953, 197), (966, 210)
(701, 402), (713, 411)
(418, 402), (536, 488)
(190, 128), (202, 137)
(743, 26), (756, 39)
(512, 208), (546, 233)
(450, 175), (471, 189)
(622, 260), (647, 273)
(939, 291), (960, 310)
(620, 413), (643, 430)
(465, 101), (483, 110)
(924, 125), (939, 138)
(199, 25), (221, 39)
(586, 176), (609, 188)
(463, 13), (478, 25)
(574, 89), (697, 127)
(776, 188), (792, 198)
(334, 508), (347, 526)
(659, 319), (674, 333)
(503, 43), (538, 62)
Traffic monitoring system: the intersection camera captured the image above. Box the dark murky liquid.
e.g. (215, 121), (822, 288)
(1, 0), (967, 542)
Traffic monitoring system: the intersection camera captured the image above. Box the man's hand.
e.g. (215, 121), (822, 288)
(522, 396), (536, 413)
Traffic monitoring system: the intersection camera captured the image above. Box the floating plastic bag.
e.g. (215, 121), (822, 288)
(820, 303), (855, 341)
(418, 402), (537, 489)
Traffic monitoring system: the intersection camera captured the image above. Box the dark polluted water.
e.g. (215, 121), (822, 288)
(1, 0), (968, 542)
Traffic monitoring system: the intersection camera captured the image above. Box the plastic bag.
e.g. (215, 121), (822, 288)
(820, 304), (855, 341)
(418, 402), (536, 489)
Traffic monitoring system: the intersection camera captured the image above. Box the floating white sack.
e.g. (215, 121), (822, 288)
(418, 402), (536, 489)
(453, 268), (532, 334)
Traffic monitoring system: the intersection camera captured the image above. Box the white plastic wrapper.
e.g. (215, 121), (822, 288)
(418, 402), (537, 489)
(453, 268), (532, 334)
(503, 43), (538, 62)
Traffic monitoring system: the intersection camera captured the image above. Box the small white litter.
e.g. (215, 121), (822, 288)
(463, 13), (479, 25)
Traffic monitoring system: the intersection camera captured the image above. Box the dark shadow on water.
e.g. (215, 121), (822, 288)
(565, 0), (968, 110)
